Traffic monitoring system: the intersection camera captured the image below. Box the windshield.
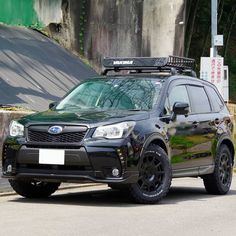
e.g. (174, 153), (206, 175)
(55, 78), (163, 111)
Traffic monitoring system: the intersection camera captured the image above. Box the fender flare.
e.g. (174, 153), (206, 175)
(216, 135), (235, 163)
(138, 133), (169, 168)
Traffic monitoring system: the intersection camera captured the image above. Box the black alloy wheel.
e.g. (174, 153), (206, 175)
(203, 144), (233, 195)
(218, 151), (232, 186)
(129, 145), (172, 204)
(138, 154), (165, 194)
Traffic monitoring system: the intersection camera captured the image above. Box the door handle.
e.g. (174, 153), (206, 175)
(214, 118), (220, 125)
(192, 121), (199, 128)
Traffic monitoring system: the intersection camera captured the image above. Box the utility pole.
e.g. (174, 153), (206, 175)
(210, 0), (218, 57)
(201, 0), (228, 102)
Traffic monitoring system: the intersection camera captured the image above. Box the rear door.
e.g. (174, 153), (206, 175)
(186, 85), (215, 168)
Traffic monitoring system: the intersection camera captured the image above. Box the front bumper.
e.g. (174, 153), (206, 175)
(2, 138), (139, 184)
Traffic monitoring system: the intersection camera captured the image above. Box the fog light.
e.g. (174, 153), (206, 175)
(7, 165), (12, 173)
(112, 168), (119, 177)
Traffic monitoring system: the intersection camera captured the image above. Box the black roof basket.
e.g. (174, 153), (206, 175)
(101, 56), (196, 77)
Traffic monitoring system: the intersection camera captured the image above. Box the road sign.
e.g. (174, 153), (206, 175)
(200, 57), (228, 101)
(214, 35), (224, 46)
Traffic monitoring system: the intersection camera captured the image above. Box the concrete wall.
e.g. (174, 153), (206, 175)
(34, 0), (62, 26)
(0, 111), (33, 161)
(0, 0), (186, 71)
(83, 0), (185, 71)
(142, 0), (185, 56)
(84, 0), (143, 70)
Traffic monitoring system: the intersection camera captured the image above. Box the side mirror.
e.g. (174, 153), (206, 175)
(49, 102), (57, 109)
(171, 102), (189, 121)
(173, 102), (189, 115)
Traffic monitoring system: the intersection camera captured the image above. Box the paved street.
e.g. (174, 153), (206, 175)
(0, 176), (236, 236)
(0, 24), (96, 111)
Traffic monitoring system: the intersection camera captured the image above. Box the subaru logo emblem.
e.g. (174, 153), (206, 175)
(48, 126), (63, 134)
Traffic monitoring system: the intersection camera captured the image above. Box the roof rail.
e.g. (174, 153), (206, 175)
(101, 56), (196, 77)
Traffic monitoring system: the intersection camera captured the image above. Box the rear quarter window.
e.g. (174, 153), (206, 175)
(205, 86), (224, 112)
(187, 85), (211, 113)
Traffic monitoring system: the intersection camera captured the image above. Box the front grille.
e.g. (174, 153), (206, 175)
(28, 130), (86, 143)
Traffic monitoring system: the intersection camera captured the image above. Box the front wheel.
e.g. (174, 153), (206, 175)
(9, 179), (60, 198)
(203, 144), (233, 195)
(128, 145), (172, 204)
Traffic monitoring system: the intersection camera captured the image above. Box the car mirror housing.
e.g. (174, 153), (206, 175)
(49, 102), (57, 109)
(173, 102), (189, 115)
(171, 102), (189, 121)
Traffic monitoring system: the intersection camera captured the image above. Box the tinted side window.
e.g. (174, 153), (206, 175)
(206, 86), (224, 112)
(188, 86), (211, 113)
(166, 85), (191, 114)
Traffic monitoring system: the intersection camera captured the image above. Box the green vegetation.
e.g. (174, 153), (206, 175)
(186, 0), (236, 102)
(78, 0), (87, 55)
(0, 0), (43, 29)
(0, 105), (33, 112)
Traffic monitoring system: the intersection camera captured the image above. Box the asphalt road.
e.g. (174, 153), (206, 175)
(0, 24), (97, 111)
(0, 176), (236, 236)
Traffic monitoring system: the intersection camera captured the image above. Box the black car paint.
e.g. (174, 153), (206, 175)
(2, 75), (234, 184)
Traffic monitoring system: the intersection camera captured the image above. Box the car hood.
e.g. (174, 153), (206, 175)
(19, 109), (150, 128)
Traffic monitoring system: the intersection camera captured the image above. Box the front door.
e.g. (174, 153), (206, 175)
(164, 84), (202, 171)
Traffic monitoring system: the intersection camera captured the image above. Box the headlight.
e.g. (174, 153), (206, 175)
(9, 120), (24, 137)
(93, 121), (136, 139)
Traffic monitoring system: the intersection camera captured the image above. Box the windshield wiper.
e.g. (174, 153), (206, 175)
(61, 104), (82, 110)
(127, 109), (148, 111)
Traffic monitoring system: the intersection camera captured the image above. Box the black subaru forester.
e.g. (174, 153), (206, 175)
(2, 56), (234, 203)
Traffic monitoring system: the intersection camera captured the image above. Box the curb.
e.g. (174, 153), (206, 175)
(0, 183), (104, 198)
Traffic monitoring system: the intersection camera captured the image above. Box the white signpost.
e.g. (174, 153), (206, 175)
(200, 57), (229, 102)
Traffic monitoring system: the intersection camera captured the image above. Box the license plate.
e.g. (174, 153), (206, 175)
(39, 149), (65, 165)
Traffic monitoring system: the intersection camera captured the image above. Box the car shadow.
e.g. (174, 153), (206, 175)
(9, 186), (236, 207)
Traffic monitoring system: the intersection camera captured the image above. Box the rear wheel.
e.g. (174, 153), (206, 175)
(9, 179), (60, 198)
(203, 144), (233, 195)
(129, 145), (172, 204)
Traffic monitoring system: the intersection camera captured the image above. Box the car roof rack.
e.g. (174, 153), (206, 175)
(101, 55), (196, 77)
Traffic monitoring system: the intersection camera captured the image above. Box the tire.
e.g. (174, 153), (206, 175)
(9, 179), (60, 198)
(128, 145), (172, 204)
(203, 144), (233, 195)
